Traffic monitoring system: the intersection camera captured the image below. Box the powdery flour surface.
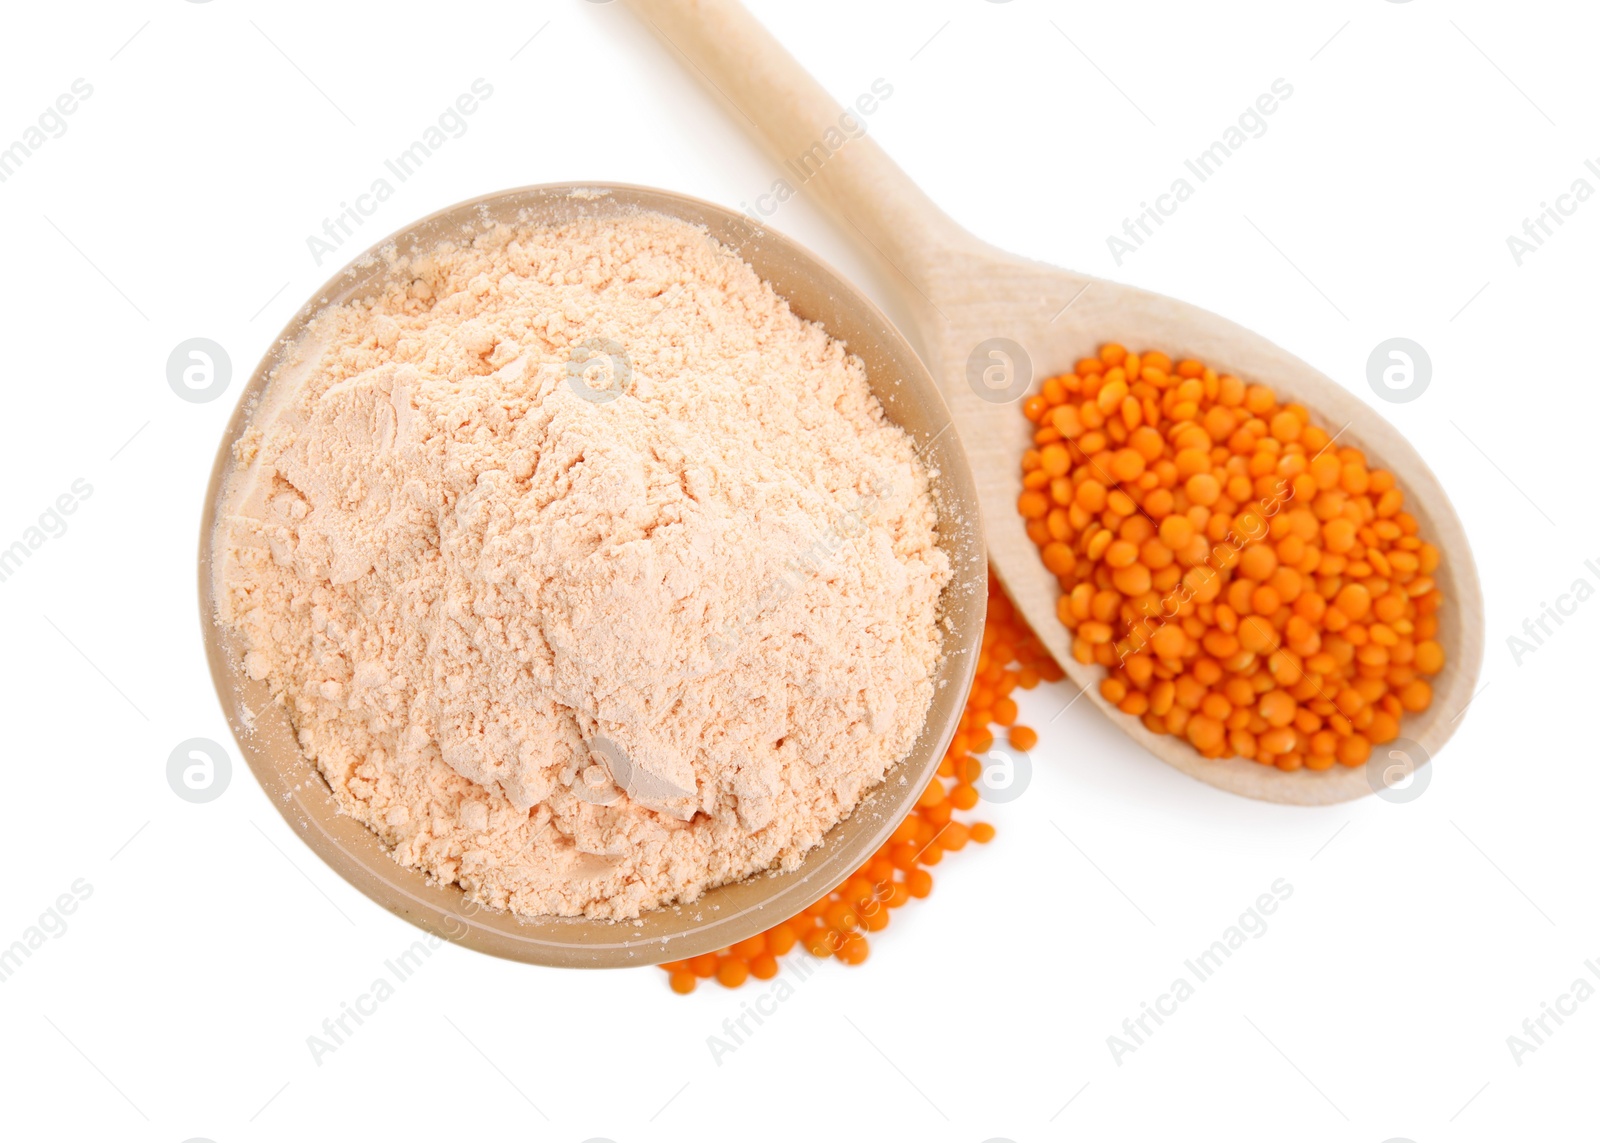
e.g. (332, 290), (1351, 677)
(213, 208), (950, 920)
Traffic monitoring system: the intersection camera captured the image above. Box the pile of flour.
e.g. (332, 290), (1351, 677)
(212, 208), (950, 920)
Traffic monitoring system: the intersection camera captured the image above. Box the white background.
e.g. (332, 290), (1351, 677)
(0, 1), (1593, 1140)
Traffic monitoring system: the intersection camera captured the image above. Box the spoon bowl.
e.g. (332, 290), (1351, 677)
(920, 251), (1485, 803)
(630, 0), (1486, 804)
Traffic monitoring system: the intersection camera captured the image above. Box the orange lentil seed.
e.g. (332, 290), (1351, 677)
(1015, 344), (1446, 773)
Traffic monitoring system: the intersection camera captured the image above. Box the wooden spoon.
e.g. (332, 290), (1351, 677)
(627, 0), (1485, 804)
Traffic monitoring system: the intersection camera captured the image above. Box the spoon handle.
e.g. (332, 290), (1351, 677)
(625, 0), (979, 303)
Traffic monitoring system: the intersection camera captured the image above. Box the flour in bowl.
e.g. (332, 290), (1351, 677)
(211, 208), (951, 920)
